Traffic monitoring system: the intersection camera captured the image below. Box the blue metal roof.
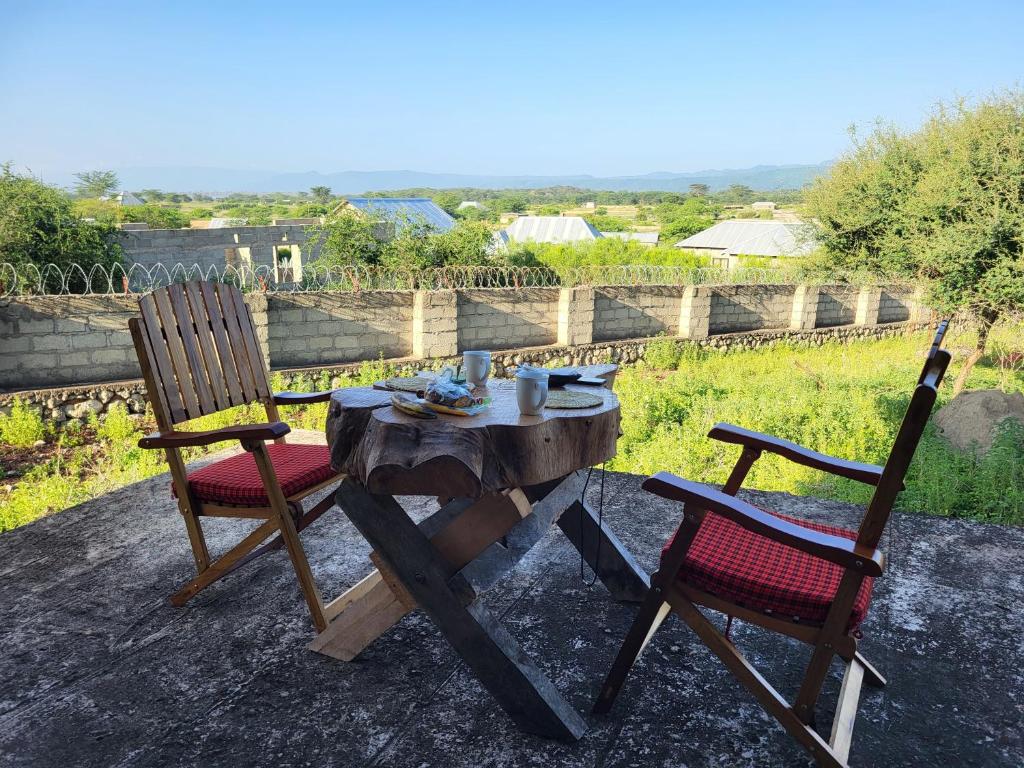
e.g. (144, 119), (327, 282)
(345, 197), (456, 233)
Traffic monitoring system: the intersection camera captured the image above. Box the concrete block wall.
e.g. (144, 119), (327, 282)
(267, 291), (413, 367)
(0, 296), (140, 389)
(879, 289), (914, 323)
(1, 282), (924, 394)
(593, 286), (683, 341)
(456, 288), (559, 351)
(816, 286), (859, 328)
(112, 224), (317, 273)
(708, 285), (797, 334)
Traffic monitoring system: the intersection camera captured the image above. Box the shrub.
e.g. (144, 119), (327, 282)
(0, 400), (47, 448)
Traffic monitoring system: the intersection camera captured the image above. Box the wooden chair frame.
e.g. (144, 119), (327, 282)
(129, 279), (344, 631)
(594, 321), (952, 768)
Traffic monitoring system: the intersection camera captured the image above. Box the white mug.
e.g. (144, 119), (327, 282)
(463, 350), (491, 386)
(516, 368), (548, 415)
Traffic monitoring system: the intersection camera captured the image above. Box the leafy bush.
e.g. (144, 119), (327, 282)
(506, 237), (709, 269)
(0, 400), (47, 448)
(583, 214), (632, 232)
(118, 204), (190, 229)
(0, 164), (122, 283)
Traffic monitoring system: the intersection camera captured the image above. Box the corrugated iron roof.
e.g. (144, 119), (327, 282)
(674, 220), (816, 257)
(344, 197), (456, 233)
(503, 216), (601, 244)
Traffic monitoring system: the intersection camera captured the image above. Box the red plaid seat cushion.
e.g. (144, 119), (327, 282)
(179, 444), (336, 507)
(662, 508), (874, 629)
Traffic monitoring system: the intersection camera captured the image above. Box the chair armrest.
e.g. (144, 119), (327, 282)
(273, 390), (337, 405)
(139, 422), (291, 449)
(709, 423), (890, 487)
(642, 471), (884, 576)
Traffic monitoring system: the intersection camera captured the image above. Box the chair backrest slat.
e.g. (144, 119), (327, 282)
(151, 286), (203, 418)
(167, 282), (218, 415)
(198, 280), (246, 406)
(215, 282), (261, 403)
(137, 293), (189, 424)
(857, 322), (952, 548)
(184, 280), (230, 411)
(132, 280), (274, 427)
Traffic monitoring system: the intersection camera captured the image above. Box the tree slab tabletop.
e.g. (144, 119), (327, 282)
(326, 381), (621, 498)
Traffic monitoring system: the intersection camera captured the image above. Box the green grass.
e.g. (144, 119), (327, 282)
(610, 327), (1024, 524)
(2, 329), (1023, 533)
(0, 359), (401, 532)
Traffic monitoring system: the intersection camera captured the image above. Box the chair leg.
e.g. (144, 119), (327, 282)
(664, 589), (847, 768)
(593, 592), (671, 714)
(180, 508), (210, 573)
(170, 518), (278, 606)
(275, 507), (327, 632)
(248, 442), (328, 632)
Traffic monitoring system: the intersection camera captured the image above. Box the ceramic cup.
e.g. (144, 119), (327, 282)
(463, 350), (491, 386)
(516, 367), (549, 416)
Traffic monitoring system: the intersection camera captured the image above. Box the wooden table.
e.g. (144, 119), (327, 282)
(312, 368), (649, 740)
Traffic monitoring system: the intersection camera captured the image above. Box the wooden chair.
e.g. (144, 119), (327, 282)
(593, 321), (952, 768)
(129, 279), (344, 632)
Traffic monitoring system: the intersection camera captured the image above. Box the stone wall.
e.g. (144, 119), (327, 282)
(593, 286), (683, 341)
(267, 292), (413, 367)
(456, 288), (559, 351)
(1, 282), (927, 418)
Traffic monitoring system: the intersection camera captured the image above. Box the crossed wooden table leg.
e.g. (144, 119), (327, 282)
(308, 471), (649, 740)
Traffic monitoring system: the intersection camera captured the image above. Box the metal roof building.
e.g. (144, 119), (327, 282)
(342, 197), (456, 233)
(674, 220), (816, 258)
(503, 216), (601, 244)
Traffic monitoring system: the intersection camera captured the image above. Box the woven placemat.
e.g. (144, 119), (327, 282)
(382, 376), (433, 393)
(544, 390), (603, 409)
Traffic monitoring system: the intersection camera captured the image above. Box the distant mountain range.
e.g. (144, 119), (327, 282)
(52, 163), (831, 195)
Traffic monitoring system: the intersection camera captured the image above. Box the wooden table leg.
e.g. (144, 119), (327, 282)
(557, 500), (650, 602)
(309, 490), (531, 661)
(334, 478), (588, 741)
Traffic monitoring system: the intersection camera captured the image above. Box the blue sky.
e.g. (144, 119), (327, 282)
(1, 0), (1022, 180)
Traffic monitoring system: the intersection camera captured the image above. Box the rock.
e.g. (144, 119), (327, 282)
(49, 407), (66, 422)
(98, 389), (115, 404)
(32, 439), (45, 448)
(65, 399), (104, 420)
(126, 394), (147, 414)
(933, 390), (1024, 454)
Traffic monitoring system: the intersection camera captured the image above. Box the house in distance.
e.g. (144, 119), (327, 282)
(336, 197), (456, 234)
(675, 219), (816, 269)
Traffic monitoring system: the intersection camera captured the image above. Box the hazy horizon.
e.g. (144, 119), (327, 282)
(3, 1), (1023, 182)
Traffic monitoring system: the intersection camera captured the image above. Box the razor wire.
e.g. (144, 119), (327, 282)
(0, 261), (837, 297)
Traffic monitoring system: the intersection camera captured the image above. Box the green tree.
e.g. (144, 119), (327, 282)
(0, 164), (121, 286)
(688, 183), (710, 197)
(806, 91), (1024, 394)
(73, 170), (119, 199)
(140, 188), (165, 202)
(310, 185), (332, 204)
(305, 210), (388, 265)
(432, 191), (462, 215)
(118, 205), (190, 229)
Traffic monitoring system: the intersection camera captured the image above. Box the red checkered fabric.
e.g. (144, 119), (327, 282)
(661, 508), (874, 629)
(176, 444), (336, 507)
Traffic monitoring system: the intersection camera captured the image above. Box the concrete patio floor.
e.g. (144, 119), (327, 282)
(1, 443), (1022, 767)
